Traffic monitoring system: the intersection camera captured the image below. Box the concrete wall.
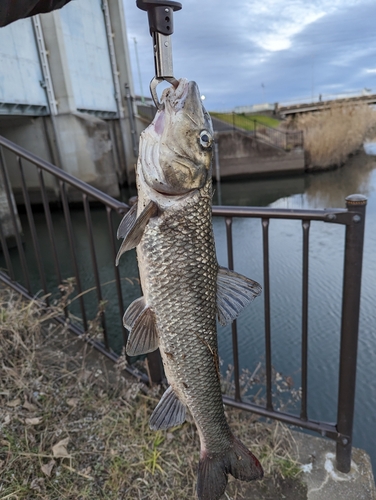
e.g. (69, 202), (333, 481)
(58, 0), (117, 113)
(55, 112), (119, 199)
(0, 0), (137, 201)
(0, 18), (48, 109)
(0, 116), (59, 204)
(216, 131), (305, 179)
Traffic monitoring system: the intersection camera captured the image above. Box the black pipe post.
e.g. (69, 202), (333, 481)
(336, 194), (367, 473)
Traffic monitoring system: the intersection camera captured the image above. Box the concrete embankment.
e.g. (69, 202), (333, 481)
(214, 129), (305, 179)
(294, 432), (376, 500)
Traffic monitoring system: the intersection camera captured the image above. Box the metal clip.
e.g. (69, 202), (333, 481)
(150, 76), (179, 110)
(137, 1), (182, 108)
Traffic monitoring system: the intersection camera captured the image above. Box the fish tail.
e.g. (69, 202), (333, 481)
(196, 436), (263, 500)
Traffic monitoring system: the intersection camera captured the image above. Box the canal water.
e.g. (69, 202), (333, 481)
(212, 147), (376, 472)
(2, 146), (376, 471)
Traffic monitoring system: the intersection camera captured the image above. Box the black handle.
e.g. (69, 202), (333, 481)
(136, 0), (182, 35)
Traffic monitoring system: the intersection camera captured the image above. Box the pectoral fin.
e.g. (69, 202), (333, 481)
(149, 386), (186, 431)
(115, 201), (157, 265)
(124, 297), (159, 356)
(217, 266), (262, 326)
(117, 202), (137, 240)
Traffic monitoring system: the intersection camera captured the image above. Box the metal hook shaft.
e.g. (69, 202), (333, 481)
(150, 76), (179, 110)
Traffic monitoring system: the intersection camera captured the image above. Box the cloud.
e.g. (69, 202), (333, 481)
(123, 0), (376, 109)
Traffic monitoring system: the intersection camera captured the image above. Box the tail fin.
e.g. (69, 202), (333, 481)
(196, 436), (263, 500)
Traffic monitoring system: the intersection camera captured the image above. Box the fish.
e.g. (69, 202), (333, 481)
(116, 78), (263, 500)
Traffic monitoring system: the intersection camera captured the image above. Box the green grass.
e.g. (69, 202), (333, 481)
(210, 112), (280, 131)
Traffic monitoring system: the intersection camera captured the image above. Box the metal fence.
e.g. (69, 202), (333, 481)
(0, 134), (366, 473)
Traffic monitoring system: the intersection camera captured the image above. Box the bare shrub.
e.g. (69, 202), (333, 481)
(286, 103), (376, 169)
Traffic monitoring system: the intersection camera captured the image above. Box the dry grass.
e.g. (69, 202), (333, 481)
(0, 286), (303, 500)
(285, 102), (376, 169)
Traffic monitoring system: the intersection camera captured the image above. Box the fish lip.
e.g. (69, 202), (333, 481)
(153, 187), (198, 200)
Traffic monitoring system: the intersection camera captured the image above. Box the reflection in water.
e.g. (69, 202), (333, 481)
(213, 175), (306, 207)
(304, 152), (376, 209)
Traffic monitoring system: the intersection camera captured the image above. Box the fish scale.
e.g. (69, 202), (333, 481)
(139, 182), (232, 452)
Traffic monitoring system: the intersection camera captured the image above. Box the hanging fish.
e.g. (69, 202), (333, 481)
(116, 78), (263, 500)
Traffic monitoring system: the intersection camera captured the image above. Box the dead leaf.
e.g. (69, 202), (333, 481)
(6, 398), (21, 408)
(30, 477), (44, 491)
(23, 400), (38, 412)
(3, 414), (11, 425)
(66, 398), (79, 407)
(0, 460), (4, 469)
(41, 460), (56, 477)
(52, 437), (70, 458)
(25, 417), (43, 426)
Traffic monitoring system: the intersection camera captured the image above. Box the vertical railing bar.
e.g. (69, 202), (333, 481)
(225, 216), (241, 402)
(106, 206), (128, 347)
(0, 217), (15, 280)
(336, 195), (367, 473)
(37, 168), (68, 316)
(83, 194), (109, 349)
(37, 168), (63, 284)
(301, 220), (310, 421)
(262, 218), (273, 411)
(17, 157), (49, 303)
(59, 180), (88, 331)
(0, 147), (31, 292)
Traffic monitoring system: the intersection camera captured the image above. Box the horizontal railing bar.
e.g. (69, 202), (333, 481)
(213, 205), (349, 222)
(0, 270), (149, 384)
(0, 135), (129, 214)
(222, 395), (338, 439)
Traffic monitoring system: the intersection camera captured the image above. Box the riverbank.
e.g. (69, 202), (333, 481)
(0, 286), (304, 499)
(284, 102), (376, 170)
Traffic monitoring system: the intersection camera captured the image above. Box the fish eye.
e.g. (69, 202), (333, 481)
(199, 130), (212, 148)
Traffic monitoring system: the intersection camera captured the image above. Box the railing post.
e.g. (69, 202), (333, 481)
(336, 194), (367, 472)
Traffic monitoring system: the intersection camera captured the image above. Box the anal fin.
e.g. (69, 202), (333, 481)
(116, 201), (157, 265)
(124, 297), (159, 356)
(149, 386), (186, 431)
(217, 266), (262, 326)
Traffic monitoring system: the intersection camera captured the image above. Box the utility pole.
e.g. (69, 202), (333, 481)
(133, 37), (145, 103)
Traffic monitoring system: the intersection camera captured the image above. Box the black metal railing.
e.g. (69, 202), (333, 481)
(0, 134), (366, 473)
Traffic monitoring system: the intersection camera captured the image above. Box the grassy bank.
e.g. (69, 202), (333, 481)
(285, 102), (376, 169)
(210, 112), (280, 131)
(0, 287), (304, 499)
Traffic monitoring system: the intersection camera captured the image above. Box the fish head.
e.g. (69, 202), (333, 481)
(140, 79), (214, 196)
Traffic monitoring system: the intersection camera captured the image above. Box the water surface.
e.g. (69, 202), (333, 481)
(213, 150), (376, 472)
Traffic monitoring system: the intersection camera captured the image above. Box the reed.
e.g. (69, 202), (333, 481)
(286, 102), (376, 169)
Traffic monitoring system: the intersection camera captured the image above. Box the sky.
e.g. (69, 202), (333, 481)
(122, 0), (376, 111)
